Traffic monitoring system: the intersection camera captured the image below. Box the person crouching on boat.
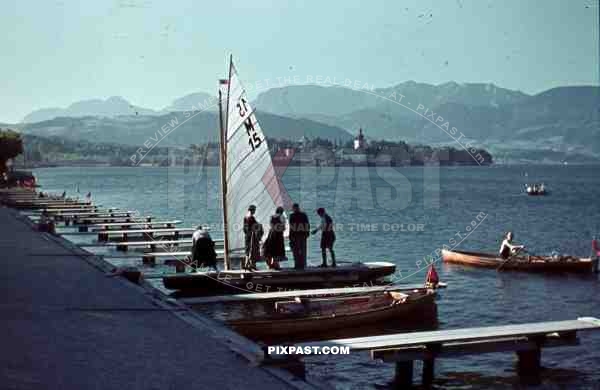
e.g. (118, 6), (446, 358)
(191, 226), (218, 272)
(499, 231), (525, 260)
(243, 205), (263, 271)
(264, 206), (286, 270)
(312, 208), (336, 267)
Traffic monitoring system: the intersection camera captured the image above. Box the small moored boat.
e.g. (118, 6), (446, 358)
(526, 183), (547, 196)
(442, 249), (598, 274)
(227, 288), (436, 340)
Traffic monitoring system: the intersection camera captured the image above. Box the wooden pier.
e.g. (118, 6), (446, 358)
(268, 317), (600, 387)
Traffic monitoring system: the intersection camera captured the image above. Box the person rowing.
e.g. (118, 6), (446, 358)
(499, 231), (525, 260)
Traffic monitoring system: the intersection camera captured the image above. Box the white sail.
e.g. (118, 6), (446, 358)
(220, 60), (292, 254)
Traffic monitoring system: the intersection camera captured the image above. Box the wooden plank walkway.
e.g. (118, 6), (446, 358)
(51, 211), (136, 218)
(272, 317), (600, 387)
(295, 318), (600, 351)
(72, 216), (149, 223)
(78, 220), (182, 228)
(62, 227), (196, 235)
(26, 206), (108, 213)
(80, 238), (195, 247)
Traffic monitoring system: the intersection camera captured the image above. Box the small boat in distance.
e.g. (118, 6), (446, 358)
(227, 287), (437, 341)
(442, 249), (599, 274)
(526, 183), (547, 196)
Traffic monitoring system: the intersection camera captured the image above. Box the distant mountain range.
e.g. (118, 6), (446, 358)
(17, 111), (352, 146)
(13, 81), (600, 163)
(254, 82), (600, 163)
(22, 92), (215, 123)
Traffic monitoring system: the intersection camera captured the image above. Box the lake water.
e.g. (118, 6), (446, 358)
(33, 165), (600, 389)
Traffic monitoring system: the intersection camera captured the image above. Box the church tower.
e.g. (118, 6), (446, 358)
(353, 128), (366, 150)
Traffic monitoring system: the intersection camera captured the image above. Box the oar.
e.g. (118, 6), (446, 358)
(497, 247), (527, 271)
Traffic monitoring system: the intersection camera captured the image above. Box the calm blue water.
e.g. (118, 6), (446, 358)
(33, 165), (600, 389)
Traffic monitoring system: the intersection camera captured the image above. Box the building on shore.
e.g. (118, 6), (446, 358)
(337, 128), (369, 164)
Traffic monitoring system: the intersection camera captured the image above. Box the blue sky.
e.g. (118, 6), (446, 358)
(0, 0), (597, 122)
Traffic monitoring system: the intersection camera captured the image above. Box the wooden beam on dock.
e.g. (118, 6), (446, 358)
(78, 220), (182, 229)
(61, 227), (196, 235)
(80, 238), (195, 247)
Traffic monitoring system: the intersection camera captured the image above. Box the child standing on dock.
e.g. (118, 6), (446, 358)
(312, 208), (336, 267)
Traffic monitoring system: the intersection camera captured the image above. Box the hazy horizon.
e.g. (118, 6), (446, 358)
(1, 0), (598, 123)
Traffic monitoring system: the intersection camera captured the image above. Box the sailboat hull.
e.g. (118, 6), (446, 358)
(162, 262), (396, 293)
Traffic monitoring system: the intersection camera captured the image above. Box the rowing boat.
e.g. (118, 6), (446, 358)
(442, 249), (598, 274)
(227, 288), (436, 340)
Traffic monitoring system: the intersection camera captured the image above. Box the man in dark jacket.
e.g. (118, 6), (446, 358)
(289, 203), (310, 270)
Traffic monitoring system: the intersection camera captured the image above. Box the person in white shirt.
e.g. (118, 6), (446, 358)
(499, 231), (525, 260)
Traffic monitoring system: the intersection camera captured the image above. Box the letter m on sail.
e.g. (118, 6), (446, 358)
(244, 118), (255, 135)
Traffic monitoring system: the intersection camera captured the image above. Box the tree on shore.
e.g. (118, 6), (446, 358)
(0, 129), (24, 173)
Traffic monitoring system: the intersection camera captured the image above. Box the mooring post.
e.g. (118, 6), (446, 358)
(422, 358), (435, 388)
(175, 262), (185, 272)
(143, 255), (156, 266)
(394, 361), (413, 389)
(516, 348), (541, 385)
(144, 231), (154, 242)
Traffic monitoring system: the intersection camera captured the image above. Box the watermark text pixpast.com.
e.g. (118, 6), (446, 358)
(267, 345), (350, 356)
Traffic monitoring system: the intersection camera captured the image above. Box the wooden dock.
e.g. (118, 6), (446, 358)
(268, 317), (600, 387)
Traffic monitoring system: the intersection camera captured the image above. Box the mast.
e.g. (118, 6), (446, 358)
(219, 55), (233, 270)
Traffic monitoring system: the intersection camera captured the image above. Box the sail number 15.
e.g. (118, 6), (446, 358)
(237, 98), (262, 152)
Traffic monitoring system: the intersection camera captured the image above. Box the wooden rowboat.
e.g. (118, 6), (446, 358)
(227, 288), (436, 340)
(442, 249), (598, 274)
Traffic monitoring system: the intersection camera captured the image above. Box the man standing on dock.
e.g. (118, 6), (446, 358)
(289, 203), (310, 270)
(312, 208), (336, 267)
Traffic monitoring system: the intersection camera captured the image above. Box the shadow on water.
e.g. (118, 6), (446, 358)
(368, 367), (595, 390)
(429, 366), (595, 390)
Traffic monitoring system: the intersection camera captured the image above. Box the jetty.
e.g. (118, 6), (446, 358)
(269, 317), (600, 387)
(0, 201), (310, 389)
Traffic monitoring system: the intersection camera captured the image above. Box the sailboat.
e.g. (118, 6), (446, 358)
(162, 56), (396, 293)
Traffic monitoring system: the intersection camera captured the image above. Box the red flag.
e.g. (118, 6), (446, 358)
(219, 79), (229, 85)
(426, 264), (439, 287)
